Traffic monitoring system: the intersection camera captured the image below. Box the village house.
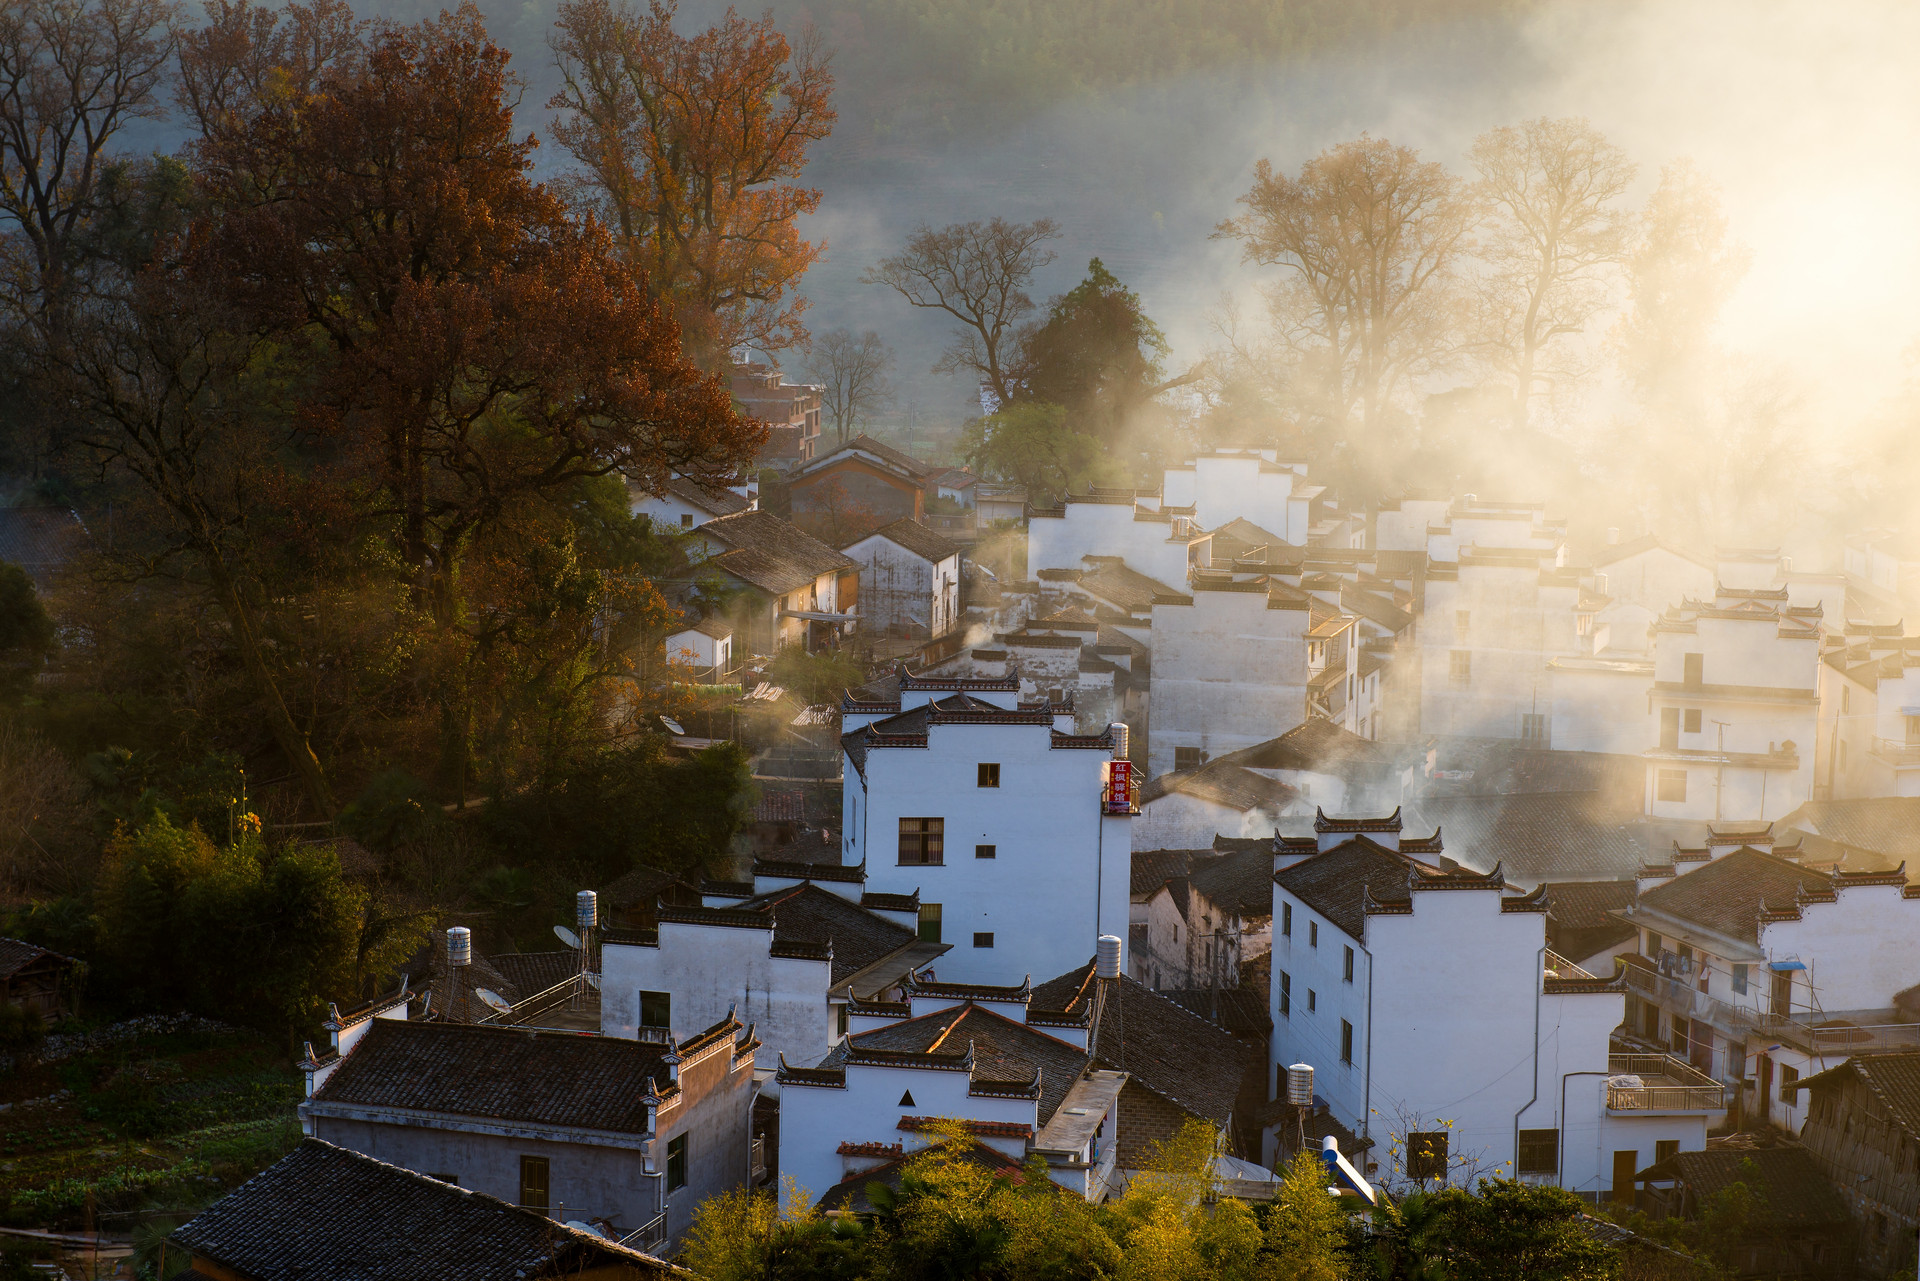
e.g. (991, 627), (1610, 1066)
(1147, 571), (1362, 778)
(168, 1140), (674, 1280)
(976, 483), (1028, 528)
(1411, 747), (1648, 887)
(1269, 819), (1722, 1200)
(1158, 449), (1316, 544)
(1796, 1051), (1920, 1274)
(1845, 526), (1920, 617)
(1615, 827), (1920, 1134)
(300, 1012), (756, 1250)
(1816, 624), (1920, 799)
(631, 475), (753, 530)
(734, 359), (823, 473)
(1591, 533), (1716, 617)
(1028, 490), (1209, 592)
(787, 435), (940, 530)
(1779, 796), (1920, 868)
(1643, 585), (1821, 822)
(0, 938), (78, 1020)
(838, 518), (963, 642)
(776, 945), (1255, 1210)
(1541, 880), (1639, 975)
(1420, 546), (1583, 743)
(663, 614), (733, 680)
(686, 510), (859, 655)
(1128, 849), (1244, 992)
(950, 605), (1148, 738)
(597, 860), (947, 1075)
(1207, 718), (1415, 818)
(1134, 760), (1300, 849)
(840, 669), (1134, 986)
(1633, 1144), (1853, 1277)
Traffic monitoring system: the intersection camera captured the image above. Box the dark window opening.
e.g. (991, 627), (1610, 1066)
(519, 1155), (550, 1210)
(1518, 1130), (1558, 1175)
(918, 903), (942, 944)
(973, 932), (994, 948)
(666, 1134), (688, 1193)
(977, 763), (1001, 788)
(1406, 1132), (1448, 1181)
(639, 990), (671, 1034)
(975, 843), (996, 859)
(899, 817), (945, 865)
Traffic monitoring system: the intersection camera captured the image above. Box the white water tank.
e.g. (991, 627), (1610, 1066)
(1286, 1062), (1315, 1106)
(1108, 722), (1130, 760)
(1095, 934), (1123, 979)
(447, 926), (471, 968)
(576, 890), (598, 932)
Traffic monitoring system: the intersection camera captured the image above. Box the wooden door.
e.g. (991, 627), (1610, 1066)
(1611, 1150), (1639, 1205)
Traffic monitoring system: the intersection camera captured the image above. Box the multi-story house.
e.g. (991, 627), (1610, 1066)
(1817, 624), (1920, 799)
(1796, 1051), (1920, 1275)
(787, 435), (940, 531)
(1028, 491), (1208, 591)
(841, 670), (1134, 986)
(631, 476), (753, 531)
(1616, 828), (1920, 1133)
(300, 1009), (756, 1250)
(1643, 585), (1821, 822)
(1158, 449), (1316, 544)
(1147, 572), (1361, 778)
(733, 359), (823, 473)
(1421, 549), (1583, 742)
(1269, 819), (1722, 1200)
(837, 519), (963, 642)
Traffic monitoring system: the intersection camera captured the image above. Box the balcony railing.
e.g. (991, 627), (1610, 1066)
(1871, 737), (1920, 767)
(1606, 1053), (1726, 1113)
(620, 1210), (668, 1254)
(1621, 964), (1920, 1056)
(1545, 950), (1597, 979)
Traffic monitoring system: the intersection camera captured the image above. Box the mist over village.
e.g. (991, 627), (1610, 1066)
(2, 0), (1919, 1277)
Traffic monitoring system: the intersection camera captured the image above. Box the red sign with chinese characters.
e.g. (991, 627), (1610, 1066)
(1104, 760), (1134, 814)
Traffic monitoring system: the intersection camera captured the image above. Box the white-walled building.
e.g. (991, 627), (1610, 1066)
(1028, 492), (1207, 591)
(1817, 626), (1920, 799)
(1420, 550), (1582, 742)
(841, 671), (1134, 985)
(1159, 450), (1314, 544)
(1134, 762), (1300, 850)
(1269, 825), (1721, 1198)
(664, 616), (733, 678)
(1147, 573), (1360, 779)
(686, 511), (858, 655)
(632, 476), (753, 530)
(1643, 586), (1821, 822)
(599, 864), (947, 1075)
(1591, 535), (1715, 617)
(1617, 831), (1920, 1134)
(838, 519), (963, 642)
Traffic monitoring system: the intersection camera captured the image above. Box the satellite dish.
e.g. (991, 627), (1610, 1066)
(584, 972), (601, 991)
(554, 924), (582, 949)
(475, 988), (513, 1014)
(659, 715), (687, 736)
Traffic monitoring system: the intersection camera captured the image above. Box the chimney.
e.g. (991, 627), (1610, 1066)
(1095, 934), (1123, 980)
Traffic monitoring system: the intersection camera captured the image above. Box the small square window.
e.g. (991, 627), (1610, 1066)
(679, 512), (694, 528)
(1174, 746), (1204, 772)
(519, 1155), (550, 1210)
(1683, 708), (1702, 734)
(975, 843), (996, 859)
(977, 763), (1000, 788)
(1518, 1129), (1558, 1175)
(899, 817), (945, 865)
(973, 932), (994, 949)
(918, 903), (942, 944)
(666, 1133), (688, 1193)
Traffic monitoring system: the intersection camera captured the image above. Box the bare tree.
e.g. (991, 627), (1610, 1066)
(864, 217), (1060, 410)
(805, 327), (893, 443)
(1215, 136), (1473, 443)
(0, 0), (179, 325)
(1470, 117), (1635, 430)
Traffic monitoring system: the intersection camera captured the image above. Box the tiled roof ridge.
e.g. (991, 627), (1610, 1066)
(1314, 805), (1403, 833)
(657, 904), (774, 930)
(898, 1115), (1033, 1138)
(907, 975), (1032, 1001)
(841, 1041), (975, 1072)
(753, 857), (865, 884)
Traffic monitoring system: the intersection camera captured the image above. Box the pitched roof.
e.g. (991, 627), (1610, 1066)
(1410, 792), (1645, 882)
(312, 1019), (676, 1133)
(1077, 559), (1182, 613)
(734, 882), (918, 983)
(1031, 966), (1254, 1125)
(844, 517), (962, 564)
(671, 613), (733, 640)
(1593, 533), (1713, 572)
(1161, 986), (1272, 1039)
(1635, 847), (1832, 944)
(656, 475), (750, 516)
(484, 951), (579, 1001)
(1641, 1145), (1850, 1227)
(1131, 849), (1199, 897)
(1140, 760), (1298, 814)
(1188, 845), (1279, 919)
(1213, 718), (1407, 778)
(1784, 798), (1920, 859)
(0, 937), (73, 979)
(599, 864), (693, 910)
(0, 506), (89, 582)
(828, 1003), (1090, 1124)
(799, 434), (938, 481)
(699, 510), (857, 596)
(1798, 1052), (1920, 1140)
(170, 1140), (670, 1280)
(1273, 838), (1415, 938)
(1542, 880), (1638, 933)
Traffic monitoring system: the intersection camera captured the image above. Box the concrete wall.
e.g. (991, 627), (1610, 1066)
(1028, 500), (1194, 589)
(1148, 588), (1310, 779)
(849, 719), (1133, 985)
(1160, 455), (1305, 544)
(602, 929), (835, 1072)
(1595, 548), (1713, 616)
(1549, 663), (1652, 754)
(1133, 793), (1273, 851)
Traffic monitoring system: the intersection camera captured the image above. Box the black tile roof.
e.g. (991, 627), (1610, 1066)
(1189, 845), (1279, 919)
(843, 517), (962, 563)
(699, 510), (857, 596)
(0, 506), (89, 583)
(0, 937), (73, 979)
(1161, 986), (1272, 1039)
(800, 434), (938, 480)
(658, 475), (750, 516)
(1639, 1145), (1850, 1226)
(312, 1019), (675, 1133)
(1798, 1051), (1920, 1140)
(1131, 849), (1200, 897)
(1273, 838), (1416, 938)
(1636, 848), (1832, 944)
(1410, 791), (1645, 883)
(827, 1004), (1090, 1124)
(1785, 798), (1920, 859)
(1139, 760), (1298, 813)
(1542, 880), (1637, 933)
(1077, 559), (1181, 613)
(1213, 717), (1407, 778)
(484, 952), (579, 1001)
(735, 882), (917, 983)
(599, 864), (693, 910)
(170, 1139), (670, 1280)
(1032, 964), (1253, 1126)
